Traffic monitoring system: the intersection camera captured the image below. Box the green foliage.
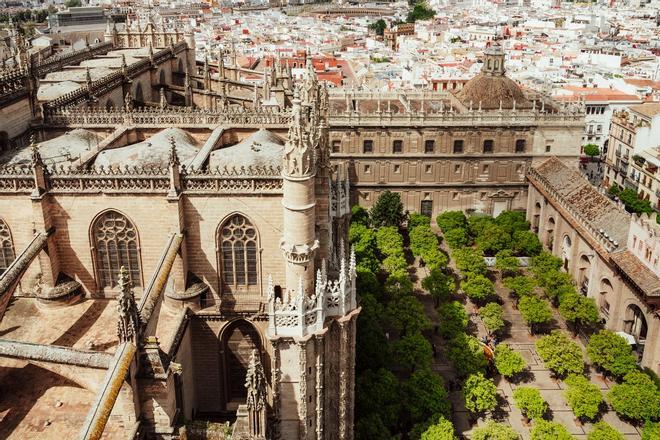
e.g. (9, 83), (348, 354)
(518, 296), (553, 330)
(384, 272), (414, 298)
(371, 190), (405, 227)
(513, 387), (548, 420)
(387, 295), (431, 336)
(586, 330), (638, 378)
(475, 223), (511, 256)
(383, 254), (408, 274)
(512, 230), (542, 256)
(368, 18), (387, 36)
(564, 374), (603, 421)
(479, 302), (505, 335)
(424, 248), (449, 271)
(583, 143), (600, 157)
(437, 301), (468, 339)
(436, 211), (468, 232)
(410, 225), (440, 257)
(65, 0), (82, 7)
(447, 333), (487, 378)
(495, 210), (530, 236)
(531, 251), (563, 275)
(356, 294), (389, 371)
(452, 247), (487, 276)
(444, 228), (471, 249)
(376, 226), (405, 258)
(357, 268), (381, 298)
(356, 413), (393, 440)
(461, 274), (496, 304)
(406, 368), (451, 424)
(356, 368), (401, 429)
(352, 205), (371, 226)
(463, 373), (498, 415)
(420, 416), (456, 440)
(587, 422), (624, 440)
(392, 333), (433, 374)
(468, 215), (496, 238)
(531, 420), (575, 440)
(607, 371), (660, 422)
(617, 187), (654, 215)
(471, 421), (520, 440)
(409, 213), (431, 229)
(535, 331), (584, 377)
(559, 293), (600, 329)
(642, 421), (660, 440)
(503, 276), (536, 298)
(495, 249), (520, 276)
(494, 343), (526, 378)
(349, 223), (379, 272)
(422, 269), (455, 303)
(406, 1), (436, 22)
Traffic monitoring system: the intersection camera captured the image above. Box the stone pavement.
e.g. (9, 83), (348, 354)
(413, 245), (642, 439)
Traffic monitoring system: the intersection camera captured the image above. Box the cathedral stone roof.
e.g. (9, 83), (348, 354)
(455, 73), (532, 110)
(209, 129), (284, 170)
(94, 128), (200, 168)
(1, 129), (104, 166)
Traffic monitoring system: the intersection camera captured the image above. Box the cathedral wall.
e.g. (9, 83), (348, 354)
(530, 124), (582, 164)
(45, 194), (179, 296)
(174, 322), (196, 421)
(182, 195), (285, 300)
(0, 97), (32, 141)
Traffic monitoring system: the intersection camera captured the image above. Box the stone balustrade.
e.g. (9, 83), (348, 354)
(267, 248), (357, 338)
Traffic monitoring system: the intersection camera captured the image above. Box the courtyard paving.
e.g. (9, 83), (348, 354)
(413, 245), (643, 439)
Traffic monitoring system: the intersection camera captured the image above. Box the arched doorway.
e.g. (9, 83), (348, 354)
(221, 320), (262, 410)
(578, 255), (591, 295)
(624, 304), (647, 362)
(545, 217), (555, 250)
(533, 202), (541, 233)
(561, 235), (572, 271)
(599, 278), (613, 318)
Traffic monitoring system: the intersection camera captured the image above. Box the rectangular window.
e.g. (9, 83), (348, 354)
(546, 145), (551, 153)
(420, 200), (433, 217)
(393, 140), (403, 153)
(332, 140), (341, 153)
(515, 139), (526, 153)
(454, 164), (461, 173)
(363, 140), (373, 153)
(453, 140), (463, 154)
(364, 165), (371, 173)
(483, 139), (494, 153)
(452, 192), (459, 200)
(424, 140), (435, 153)
(425, 164), (432, 173)
(393, 164), (401, 173)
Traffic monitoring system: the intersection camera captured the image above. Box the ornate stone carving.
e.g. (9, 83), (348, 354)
(116, 266), (142, 344)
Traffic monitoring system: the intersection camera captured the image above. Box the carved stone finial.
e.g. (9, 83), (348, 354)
(168, 136), (179, 166)
(159, 87), (167, 109)
(245, 350), (267, 411)
(30, 134), (42, 166)
(124, 91), (133, 111)
(116, 266), (141, 344)
(85, 67), (92, 87)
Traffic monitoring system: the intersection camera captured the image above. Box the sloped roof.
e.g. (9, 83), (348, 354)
(611, 251), (660, 297)
(94, 128), (199, 168)
(533, 157), (630, 247)
(209, 129), (284, 170)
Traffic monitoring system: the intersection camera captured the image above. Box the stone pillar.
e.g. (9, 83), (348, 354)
(166, 140), (187, 294)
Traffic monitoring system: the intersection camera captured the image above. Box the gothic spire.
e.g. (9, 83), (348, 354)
(245, 350), (267, 411)
(116, 266), (141, 344)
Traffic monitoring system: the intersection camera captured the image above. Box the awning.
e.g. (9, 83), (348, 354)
(616, 331), (636, 345)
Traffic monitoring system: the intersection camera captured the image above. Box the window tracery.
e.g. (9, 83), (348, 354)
(0, 219), (15, 274)
(92, 211), (141, 289)
(220, 214), (259, 291)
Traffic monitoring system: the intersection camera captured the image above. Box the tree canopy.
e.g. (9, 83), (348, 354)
(420, 417), (456, 440)
(587, 422), (624, 440)
(371, 191), (405, 227)
(462, 373), (498, 415)
(558, 293), (600, 330)
(437, 301), (469, 339)
(392, 333), (433, 374)
(422, 269), (455, 304)
(368, 19), (387, 36)
(436, 211), (467, 232)
(405, 368), (451, 424)
(564, 374), (603, 421)
(607, 371), (660, 422)
(479, 302), (505, 335)
(518, 295), (553, 331)
(586, 330), (638, 378)
(461, 274), (495, 304)
(471, 422), (520, 440)
(452, 247), (487, 276)
(387, 295), (431, 336)
(531, 420), (575, 440)
(513, 387), (548, 420)
(406, 1), (436, 22)
(356, 368), (401, 430)
(447, 334), (487, 378)
(503, 275), (536, 298)
(494, 343), (526, 378)
(583, 143), (600, 157)
(535, 331), (584, 377)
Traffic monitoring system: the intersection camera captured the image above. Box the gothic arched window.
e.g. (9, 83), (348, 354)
(219, 214), (259, 291)
(0, 219), (15, 275)
(92, 211), (142, 289)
